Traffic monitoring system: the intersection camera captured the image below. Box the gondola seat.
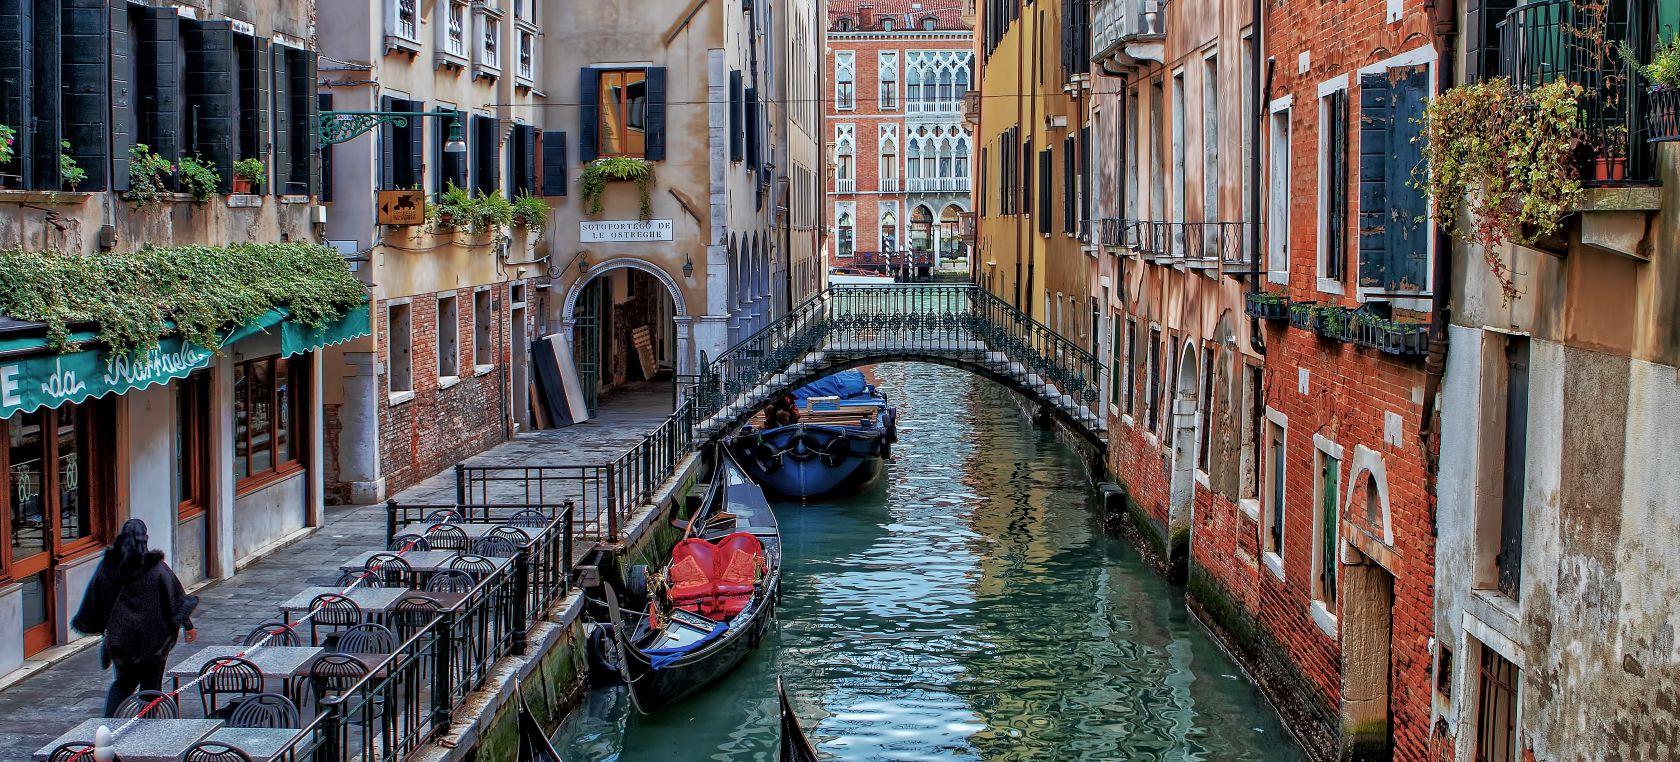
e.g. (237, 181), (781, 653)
(710, 533), (766, 618)
(667, 539), (719, 614)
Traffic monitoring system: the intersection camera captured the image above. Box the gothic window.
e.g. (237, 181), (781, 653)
(836, 52), (856, 110)
(879, 52), (899, 110)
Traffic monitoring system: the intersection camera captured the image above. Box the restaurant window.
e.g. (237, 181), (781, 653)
(234, 355), (306, 490)
(438, 294), (461, 380)
(175, 371), (212, 520)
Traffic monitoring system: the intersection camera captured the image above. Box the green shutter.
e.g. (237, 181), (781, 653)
(578, 68), (597, 162)
(184, 19), (235, 192)
(107, 0), (130, 191)
(644, 66), (666, 161)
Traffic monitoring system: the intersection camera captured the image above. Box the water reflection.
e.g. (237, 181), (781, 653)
(554, 364), (1303, 762)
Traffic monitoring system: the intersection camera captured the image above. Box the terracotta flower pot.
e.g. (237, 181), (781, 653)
(232, 177), (254, 194)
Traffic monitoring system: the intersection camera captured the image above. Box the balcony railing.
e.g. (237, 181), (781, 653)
(836, 179), (856, 194)
(880, 177), (901, 193)
(1103, 220), (1259, 267)
(1092, 0), (1163, 63)
(906, 177), (971, 193)
(1496, 0), (1658, 185)
(907, 99), (964, 115)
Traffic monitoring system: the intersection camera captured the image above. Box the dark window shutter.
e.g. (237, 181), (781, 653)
(978, 146), (987, 216)
(1357, 73), (1390, 290)
(108, 0), (131, 191)
(729, 69), (743, 162)
(301, 49), (318, 197)
(1326, 89), (1349, 282)
(318, 92), (332, 202)
(407, 98), (426, 189)
(644, 66), (666, 161)
(0, 0), (28, 185)
(26, 0), (62, 189)
(379, 94), (397, 190)
(1039, 147), (1053, 235)
(1384, 66), (1431, 293)
(1022, 137), (1033, 220)
(1465, 0), (1520, 82)
(136, 5), (180, 172)
(270, 42), (289, 195)
(745, 86), (759, 168)
(540, 129), (568, 196)
(473, 113), (499, 195)
(1079, 125), (1091, 225)
(578, 68), (598, 162)
(63, 0), (109, 190)
(234, 35), (269, 188)
(519, 124), (536, 194)
(185, 19), (235, 192)
(1062, 136), (1076, 234)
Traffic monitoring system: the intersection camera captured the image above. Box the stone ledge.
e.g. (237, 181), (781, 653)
(0, 190), (94, 204)
(1572, 186), (1661, 213)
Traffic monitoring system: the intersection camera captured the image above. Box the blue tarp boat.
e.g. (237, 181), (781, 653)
(727, 370), (898, 500)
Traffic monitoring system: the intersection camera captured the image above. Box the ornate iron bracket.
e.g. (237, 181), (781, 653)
(318, 111), (465, 146)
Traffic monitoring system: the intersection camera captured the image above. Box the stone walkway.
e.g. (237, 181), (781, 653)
(0, 384), (674, 758)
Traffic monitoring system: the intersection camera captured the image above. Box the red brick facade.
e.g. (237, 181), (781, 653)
(374, 284), (518, 495)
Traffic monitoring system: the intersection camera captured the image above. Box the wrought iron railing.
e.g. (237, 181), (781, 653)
(1102, 219), (1256, 265)
(1496, 0), (1658, 184)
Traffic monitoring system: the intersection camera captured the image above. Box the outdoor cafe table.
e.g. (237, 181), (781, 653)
(166, 645), (324, 706)
(204, 726), (304, 762)
(337, 550), (512, 576)
(34, 718), (222, 762)
(278, 585), (413, 623)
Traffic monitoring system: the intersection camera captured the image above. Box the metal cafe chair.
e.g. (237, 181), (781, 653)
(389, 533), (430, 551)
(425, 569), (476, 593)
(473, 534), (520, 559)
(337, 623), (396, 655)
(49, 743), (116, 762)
(391, 596), (442, 638)
(114, 689), (177, 719)
(244, 621), (299, 647)
(362, 552), (414, 588)
(197, 656), (264, 717)
(449, 553), (496, 578)
(425, 507), (464, 523)
(227, 691), (300, 729)
(426, 524), (470, 551)
(308, 653), (370, 710)
(308, 593), (364, 647)
(180, 741), (255, 762)
(488, 524), (532, 544)
(505, 509), (549, 528)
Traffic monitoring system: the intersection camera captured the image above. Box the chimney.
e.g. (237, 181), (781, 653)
(858, 3), (873, 28)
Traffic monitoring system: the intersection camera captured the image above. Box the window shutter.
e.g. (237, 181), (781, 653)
(644, 66), (666, 161)
(540, 129), (567, 196)
(62, 0), (109, 191)
(1327, 89), (1348, 281)
(1039, 147), (1053, 235)
(302, 49), (319, 198)
(108, 0), (131, 191)
(578, 68), (598, 162)
(379, 95), (397, 190)
(1465, 0), (1520, 82)
(519, 123), (536, 194)
(473, 113), (499, 195)
(1384, 66), (1431, 293)
(745, 86), (759, 169)
(1063, 136), (1076, 234)
(318, 92), (332, 202)
(0, 0), (29, 185)
(1079, 125), (1091, 226)
(27, 0), (62, 189)
(729, 69), (744, 162)
(1357, 73), (1390, 290)
(271, 43), (289, 196)
(251, 37), (270, 192)
(185, 19), (236, 192)
(407, 98), (426, 190)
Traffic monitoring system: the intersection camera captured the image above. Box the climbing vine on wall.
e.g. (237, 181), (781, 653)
(0, 243), (367, 356)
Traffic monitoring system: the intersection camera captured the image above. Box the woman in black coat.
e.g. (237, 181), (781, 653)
(72, 519), (199, 716)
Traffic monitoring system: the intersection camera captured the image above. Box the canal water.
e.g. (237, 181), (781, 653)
(554, 363), (1305, 761)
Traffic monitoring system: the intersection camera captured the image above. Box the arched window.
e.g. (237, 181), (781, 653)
(880, 206), (898, 251)
(837, 212), (855, 257)
(906, 67), (922, 110)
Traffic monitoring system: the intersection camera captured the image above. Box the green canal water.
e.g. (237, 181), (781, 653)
(554, 363), (1306, 761)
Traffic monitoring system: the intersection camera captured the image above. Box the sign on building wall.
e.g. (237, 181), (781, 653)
(580, 220), (675, 242)
(378, 190), (427, 226)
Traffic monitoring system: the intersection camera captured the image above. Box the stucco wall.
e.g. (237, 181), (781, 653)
(232, 472), (307, 565)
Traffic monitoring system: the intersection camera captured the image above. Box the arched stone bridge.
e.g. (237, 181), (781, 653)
(690, 284), (1108, 447)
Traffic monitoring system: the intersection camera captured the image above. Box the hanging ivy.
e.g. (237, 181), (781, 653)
(0, 243), (367, 356)
(579, 157), (655, 219)
(1417, 77), (1585, 302)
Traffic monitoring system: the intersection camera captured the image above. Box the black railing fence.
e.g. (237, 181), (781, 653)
(1496, 0), (1659, 184)
(1100, 219), (1260, 266)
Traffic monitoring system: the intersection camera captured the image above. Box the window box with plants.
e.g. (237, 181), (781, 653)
(1311, 304), (1353, 343)
(580, 157), (655, 220)
(125, 145), (220, 207)
(426, 183), (514, 235)
(1351, 311), (1430, 357)
(1288, 302), (1318, 332)
(1625, 32), (1680, 143)
(1244, 290), (1290, 321)
(512, 191), (549, 240)
(233, 159), (265, 194)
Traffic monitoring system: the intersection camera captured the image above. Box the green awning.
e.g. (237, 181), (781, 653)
(0, 303), (370, 420)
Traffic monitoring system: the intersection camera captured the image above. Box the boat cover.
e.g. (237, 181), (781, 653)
(644, 619), (729, 669)
(793, 370), (875, 403)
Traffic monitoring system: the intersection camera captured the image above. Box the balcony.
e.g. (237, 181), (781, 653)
(906, 177), (971, 193)
(879, 177), (901, 194)
(1091, 0), (1164, 68)
(836, 179), (856, 194)
(1105, 220), (1259, 268)
(1497, 0), (1659, 185)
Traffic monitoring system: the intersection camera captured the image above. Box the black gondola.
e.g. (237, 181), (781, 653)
(779, 679), (820, 762)
(516, 680), (565, 762)
(597, 451), (782, 712)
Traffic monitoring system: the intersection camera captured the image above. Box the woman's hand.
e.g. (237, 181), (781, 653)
(184, 628), (198, 644)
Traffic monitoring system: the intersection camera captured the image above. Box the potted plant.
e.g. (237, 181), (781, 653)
(428, 183), (475, 229)
(580, 156), (656, 219)
(0, 124), (15, 188)
(177, 155), (220, 203)
(1288, 302), (1318, 332)
(475, 191), (514, 235)
(512, 191), (550, 239)
(1623, 32), (1680, 142)
(59, 141), (86, 191)
(126, 143), (176, 207)
(1312, 305), (1353, 343)
(1244, 290), (1290, 321)
(1352, 311), (1430, 356)
(233, 158), (265, 193)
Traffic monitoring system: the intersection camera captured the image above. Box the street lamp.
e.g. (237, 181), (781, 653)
(444, 118), (467, 154)
(683, 253), (694, 278)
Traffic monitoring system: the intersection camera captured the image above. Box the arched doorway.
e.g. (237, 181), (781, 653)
(562, 260), (687, 418)
(910, 205), (935, 280)
(1167, 340), (1201, 580)
(939, 204), (966, 267)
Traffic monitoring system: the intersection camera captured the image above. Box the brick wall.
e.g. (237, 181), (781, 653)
(374, 284), (513, 495)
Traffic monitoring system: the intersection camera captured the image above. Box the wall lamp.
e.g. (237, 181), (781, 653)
(683, 253), (694, 278)
(577, 253), (590, 272)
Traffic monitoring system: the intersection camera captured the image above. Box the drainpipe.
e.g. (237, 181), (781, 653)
(1247, 51), (1274, 356)
(1419, 0), (1459, 538)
